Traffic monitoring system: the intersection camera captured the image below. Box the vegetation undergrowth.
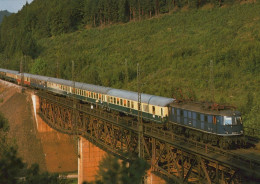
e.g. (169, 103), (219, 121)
(0, 1), (259, 133)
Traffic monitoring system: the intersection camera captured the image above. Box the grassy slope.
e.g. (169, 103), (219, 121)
(33, 3), (259, 113)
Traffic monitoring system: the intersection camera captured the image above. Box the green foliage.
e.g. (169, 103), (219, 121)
(0, 112), (9, 132)
(0, 113), (69, 184)
(0, 1), (259, 131)
(88, 155), (149, 184)
(0, 146), (24, 184)
(23, 164), (59, 184)
(0, 10), (12, 24)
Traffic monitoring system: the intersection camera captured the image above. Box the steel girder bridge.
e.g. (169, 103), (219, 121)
(36, 91), (260, 184)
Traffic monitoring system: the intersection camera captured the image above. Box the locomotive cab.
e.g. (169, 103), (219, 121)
(221, 112), (243, 135)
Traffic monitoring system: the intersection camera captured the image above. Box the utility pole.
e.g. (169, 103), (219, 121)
(137, 63), (143, 159)
(72, 60), (80, 158)
(56, 60), (60, 78)
(20, 56), (24, 93)
(72, 60), (77, 133)
(137, 63), (145, 184)
(125, 59), (128, 84)
(209, 60), (215, 103)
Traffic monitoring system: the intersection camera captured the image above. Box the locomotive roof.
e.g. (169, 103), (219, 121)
(0, 68), (19, 74)
(107, 89), (174, 107)
(170, 102), (241, 116)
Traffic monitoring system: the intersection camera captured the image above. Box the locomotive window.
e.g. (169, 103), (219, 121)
(177, 109), (180, 116)
(224, 116), (232, 125)
(183, 110), (187, 118)
(213, 116), (216, 124)
(192, 112), (196, 120)
(208, 115), (213, 123)
(236, 117), (241, 125)
(188, 111), (192, 118)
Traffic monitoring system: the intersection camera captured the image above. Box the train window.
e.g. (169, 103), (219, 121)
(131, 101), (134, 109)
(143, 104), (149, 112)
(188, 111), (192, 118)
(197, 114), (201, 121)
(124, 100), (126, 106)
(114, 97), (116, 104)
(91, 92), (93, 98)
(236, 117), (241, 125)
(127, 101), (130, 108)
(213, 116), (216, 124)
(152, 106), (155, 114)
(224, 116), (232, 125)
(177, 109), (180, 116)
(208, 115), (213, 123)
(180, 110), (183, 117)
(99, 94), (101, 99)
(120, 99), (123, 106)
(192, 112), (196, 120)
(204, 115), (208, 122)
(117, 98), (120, 105)
(183, 110), (187, 118)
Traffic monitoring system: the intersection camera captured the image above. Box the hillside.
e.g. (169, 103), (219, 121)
(0, 10), (11, 24)
(0, 1), (259, 130)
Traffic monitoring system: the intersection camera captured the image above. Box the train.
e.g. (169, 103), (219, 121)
(0, 68), (245, 149)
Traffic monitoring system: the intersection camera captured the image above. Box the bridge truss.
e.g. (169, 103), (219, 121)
(37, 91), (260, 184)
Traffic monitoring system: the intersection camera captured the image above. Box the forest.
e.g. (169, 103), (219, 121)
(0, 10), (12, 24)
(0, 0), (259, 133)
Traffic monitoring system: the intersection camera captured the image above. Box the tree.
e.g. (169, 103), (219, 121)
(0, 113), (63, 184)
(90, 155), (149, 184)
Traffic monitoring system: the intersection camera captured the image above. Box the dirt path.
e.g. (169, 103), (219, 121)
(0, 80), (77, 173)
(0, 83), (47, 171)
